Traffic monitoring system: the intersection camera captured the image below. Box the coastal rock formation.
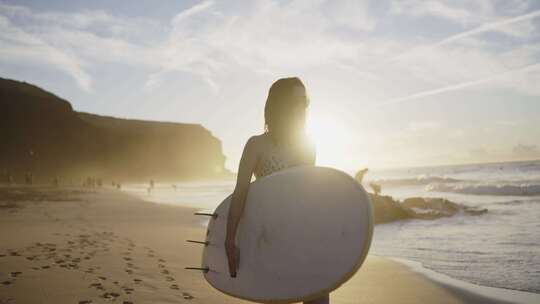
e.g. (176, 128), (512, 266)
(369, 194), (487, 224)
(0, 77), (229, 182)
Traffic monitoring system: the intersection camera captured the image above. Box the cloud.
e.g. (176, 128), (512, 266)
(388, 7), (540, 65)
(0, 0), (539, 101)
(391, 1), (474, 25)
(143, 0), (377, 90)
(172, 0), (214, 23)
(0, 15), (92, 91)
(436, 9), (540, 46)
(0, 2), (163, 90)
(375, 62), (540, 106)
(390, 0), (537, 40)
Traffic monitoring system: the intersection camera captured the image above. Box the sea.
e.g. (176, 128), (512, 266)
(124, 159), (540, 295)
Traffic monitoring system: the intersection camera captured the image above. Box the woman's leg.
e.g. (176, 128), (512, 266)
(303, 293), (329, 304)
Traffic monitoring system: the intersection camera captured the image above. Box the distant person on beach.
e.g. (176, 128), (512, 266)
(148, 179), (155, 194)
(224, 77), (327, 304)
(355, 168), (368, 184)
(370, 182), (381, 196)
(25, 172), (33, 185)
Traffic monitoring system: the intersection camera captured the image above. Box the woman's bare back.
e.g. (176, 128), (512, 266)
(251, 133), (316, 178)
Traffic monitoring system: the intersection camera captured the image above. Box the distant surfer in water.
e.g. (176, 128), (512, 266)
(225, 77), (329, 304)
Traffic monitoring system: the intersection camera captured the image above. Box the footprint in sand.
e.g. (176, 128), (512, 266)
(133, 278), (142, 284)
(89, 283), (104, 291)
(165, 276), (175, 282)
(182, 292), (194, 300)
(10, 272), (22, 278)
(144, 247), (155, 258)
(67, 263), (78, 269)
(126, 263), (138, 269)
(170, 284), (179, 290)
(2, 280), (13, 286)
(78, 300), (92, 304)
(100, 292), (120, 300)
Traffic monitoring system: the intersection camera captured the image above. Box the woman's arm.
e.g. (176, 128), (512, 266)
(225, 136), (259, 277)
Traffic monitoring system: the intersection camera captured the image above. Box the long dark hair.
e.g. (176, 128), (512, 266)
(264, 77), (310, 146)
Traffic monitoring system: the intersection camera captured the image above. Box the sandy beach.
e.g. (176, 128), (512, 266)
(0, 186), (530, 303)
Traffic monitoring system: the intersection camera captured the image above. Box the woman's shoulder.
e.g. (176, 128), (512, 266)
(248, 133), (271, 145)
(245, 133), (272, 152)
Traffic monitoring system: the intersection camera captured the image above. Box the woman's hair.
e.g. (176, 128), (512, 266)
(264, 77), (310, 146)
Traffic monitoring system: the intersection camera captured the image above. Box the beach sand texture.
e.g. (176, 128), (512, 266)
(0, 186), (506, 303)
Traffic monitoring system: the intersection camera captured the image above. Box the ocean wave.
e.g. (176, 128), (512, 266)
(373, 176), (462, 187)
(426, 183), (540, 196)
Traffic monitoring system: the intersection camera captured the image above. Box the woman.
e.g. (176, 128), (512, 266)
(225, 77), (329, 304)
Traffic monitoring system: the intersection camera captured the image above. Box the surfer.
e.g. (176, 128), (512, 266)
(355, 168), (368, 184)
(225, 77), (329, 304)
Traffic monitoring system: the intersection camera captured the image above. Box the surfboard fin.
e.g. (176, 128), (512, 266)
(186, 240), (209, 246)
(185, 266), (209, 273)
(194, 212), (218, 218)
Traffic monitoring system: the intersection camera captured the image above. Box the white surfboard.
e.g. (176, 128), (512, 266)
(194, 166), (373, 303)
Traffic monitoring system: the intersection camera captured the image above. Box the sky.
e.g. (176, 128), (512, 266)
(1, 0), (540, 172)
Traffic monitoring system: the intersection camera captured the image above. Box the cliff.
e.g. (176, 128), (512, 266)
(0, 77), (229, 182)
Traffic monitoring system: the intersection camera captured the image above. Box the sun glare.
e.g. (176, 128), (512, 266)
(306, 112), (352, 170)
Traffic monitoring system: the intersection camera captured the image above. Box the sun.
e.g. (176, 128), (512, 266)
(306, 111), (352, 170)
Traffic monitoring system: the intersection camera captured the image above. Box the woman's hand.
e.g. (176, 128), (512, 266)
(225, 237), (240, 278)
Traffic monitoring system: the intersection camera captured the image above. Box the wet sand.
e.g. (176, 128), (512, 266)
(0, 186), (522, 303)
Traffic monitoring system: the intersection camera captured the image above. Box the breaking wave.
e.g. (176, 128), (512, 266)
(373, 176), (462, 187)
(426, 183), (540, 196)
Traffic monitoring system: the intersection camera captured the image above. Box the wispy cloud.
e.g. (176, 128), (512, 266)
(143, 0), (376, 90)
(1, 0), (539, 100)
(389, 9), (540, 64)
(172, 0), (214, 23)
(375, 62), (540, 106)
(0, 15), (92, 90)
(436, 9), (540, 46)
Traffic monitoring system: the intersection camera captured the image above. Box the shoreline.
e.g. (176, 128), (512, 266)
(387, 257), (540, 304)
